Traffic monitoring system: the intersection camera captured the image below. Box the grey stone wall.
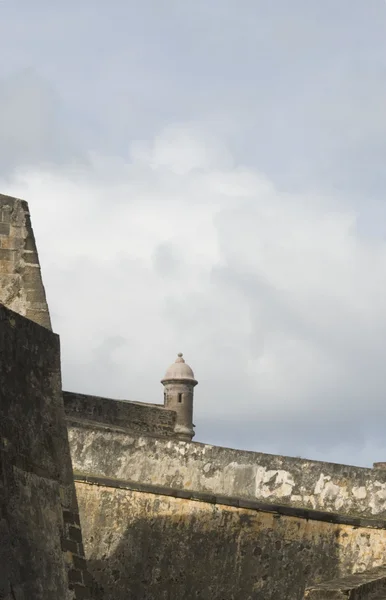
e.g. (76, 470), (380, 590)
(0, 194), (51, 330)
(74, 479), (386, 600)
(0, 304), (91, 599)
(68, 425), (386, 520)
(64, 391), (177, 438)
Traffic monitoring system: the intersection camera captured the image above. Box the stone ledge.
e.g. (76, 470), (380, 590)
(304, 565), (386, 599)
(73, 473), (386, 530)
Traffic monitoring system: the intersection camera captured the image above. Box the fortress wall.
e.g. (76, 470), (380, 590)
(64, 391), (176, 438)
(0, 194), (51, 330)
(0, 305), (90, 600)
(68, 424), (386, 520)
(74, 479), (386, 600)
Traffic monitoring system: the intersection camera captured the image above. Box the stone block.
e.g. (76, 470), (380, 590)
(61, 539), (78, 554)
(68, 570), (83, 584)
(72, 556), (87, 571)
(26, 288), (47, 303)
(23, 265), (42, 286)
(0, 223), (10, 236)
(0, 261), (17, 275)
(0, 205), (12, 224)
(69, 583), (90, 599)
(0, 235), (23, 250)
(63, 510), (81, 526)
(69, 526), (83, 544)
(0, 249), (16, 261)
(23, 251), (39, 265)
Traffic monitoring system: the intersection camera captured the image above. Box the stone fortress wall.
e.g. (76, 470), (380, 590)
(75, 482), (386, 600)
(68, 409), (386, 599)
(2, 192), (386, 599)
(0, 304), (91, 600)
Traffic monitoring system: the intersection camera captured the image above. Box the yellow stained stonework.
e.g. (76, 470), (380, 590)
(75, 482), (386, 600)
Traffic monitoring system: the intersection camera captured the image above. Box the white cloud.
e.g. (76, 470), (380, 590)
(2, 0), (386, 466)
(130, 124), (233, 175)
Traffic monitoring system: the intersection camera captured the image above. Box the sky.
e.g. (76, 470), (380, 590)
(1, 0), (386, 467)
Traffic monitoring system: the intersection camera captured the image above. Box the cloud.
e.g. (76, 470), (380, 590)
(0, 69), (83, 174)
(3, 124), (386, 467)
(2, 1), (386, 467)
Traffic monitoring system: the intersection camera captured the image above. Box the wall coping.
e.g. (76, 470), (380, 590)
(73, 473), (386, 530)
(304, 564), (386, 599)
(64, 390), (167, 410)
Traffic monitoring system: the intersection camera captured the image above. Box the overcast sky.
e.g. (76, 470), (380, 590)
(2, 1), (386, 467)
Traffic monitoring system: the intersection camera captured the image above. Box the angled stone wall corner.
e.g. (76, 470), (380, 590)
(0, 193), (51, 330)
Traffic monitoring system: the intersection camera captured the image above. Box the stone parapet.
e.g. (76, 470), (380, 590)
(64, 391), (177, 438)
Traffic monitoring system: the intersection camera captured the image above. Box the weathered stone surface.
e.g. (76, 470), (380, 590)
(68, 424), (386, 520)
(304, 564), (386, 599)
(65, 343), (386, 599)
(64, 391), (176, 438)
(0, 194), (51, 329)
(72, 473), (386, 529)
(0, 304), (90, 599)
(69, 415), (386, 598)
(75, 480), (386, 600)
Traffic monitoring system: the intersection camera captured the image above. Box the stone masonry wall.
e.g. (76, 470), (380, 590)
(0, 194), (51, 329)
(74, 479), (386, 600)
(64, 391), (176, 438)
(68, 424), (386, 521)
(68, 421), (386, 598)
(0, 304), (90, 599)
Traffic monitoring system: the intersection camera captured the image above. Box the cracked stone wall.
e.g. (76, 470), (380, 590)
(0, 194), (51, 330)
(0, 305), (91, 599)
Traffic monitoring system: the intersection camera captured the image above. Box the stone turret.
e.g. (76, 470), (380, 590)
(161, 353), (197, 441)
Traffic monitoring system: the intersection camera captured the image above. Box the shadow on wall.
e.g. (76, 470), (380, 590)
(77, 486), (347, 600)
